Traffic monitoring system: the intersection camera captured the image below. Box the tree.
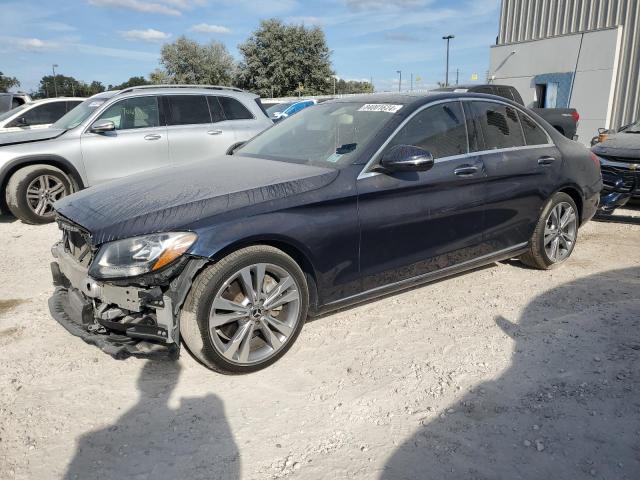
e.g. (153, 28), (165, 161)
(237, 19), (334, 97)
(153, 36), (236, 85)
(108, 76), (150, 90)
(33, 75), (105, 98)
(0, 71), (20, 92)
(334, 79), (373, 95)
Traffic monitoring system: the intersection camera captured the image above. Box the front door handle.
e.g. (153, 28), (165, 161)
(454, 165), (479, 176)
(537, 156), (556, 166)
(207, 129), (223, 135)
(144, 134), (161, 141)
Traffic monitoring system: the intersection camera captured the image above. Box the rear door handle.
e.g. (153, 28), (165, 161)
(207, 129), (223, 135)
(144, 134), (161, 141)
(537, 156), (556, 166)
(454, 166), (479, 176)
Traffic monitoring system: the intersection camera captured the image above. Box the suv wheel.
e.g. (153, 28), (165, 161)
(5, 165), (72, 224)
(181, 246), (309, 374)
(520, 192), (579, 269)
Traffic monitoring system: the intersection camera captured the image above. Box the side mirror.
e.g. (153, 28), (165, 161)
(89, 120), (116, 133)
(375, 145), (434, 173)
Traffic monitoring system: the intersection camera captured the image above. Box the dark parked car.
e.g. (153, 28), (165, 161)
(434, 84), (580, 140)
(49, 92), (601, 373)
(592, 118), (640, 212)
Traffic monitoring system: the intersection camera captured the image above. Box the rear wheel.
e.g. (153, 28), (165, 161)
(181, 246), (309, 374)
(520, 192), (579, 269)
(5, 165), (72, 224)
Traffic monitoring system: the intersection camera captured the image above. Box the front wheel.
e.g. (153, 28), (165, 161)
(520, 192), (579, 270)
(181, 246), (309, 374)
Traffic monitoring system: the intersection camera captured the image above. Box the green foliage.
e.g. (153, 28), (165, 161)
(237, 19), (334, 97)
(0, 71), (20, 93)
(108, 76), (150, 90)
(154, 36), (236, 85)
(334, 78), (374, 94)
(33, 75), (105, 98)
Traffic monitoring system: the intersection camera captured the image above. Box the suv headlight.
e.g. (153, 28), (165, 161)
(89, 232), (197, 279)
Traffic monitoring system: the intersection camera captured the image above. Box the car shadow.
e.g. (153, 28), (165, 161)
(63, 361), (240, 480)
(380, 267), (640, 479)
(0, 213), (16, 224)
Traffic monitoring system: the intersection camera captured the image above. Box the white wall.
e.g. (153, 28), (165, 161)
(489, 28), (622, 145)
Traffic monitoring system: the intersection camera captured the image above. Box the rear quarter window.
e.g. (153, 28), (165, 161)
(218, 96), (253, 120)
(518, 111), (549, 145)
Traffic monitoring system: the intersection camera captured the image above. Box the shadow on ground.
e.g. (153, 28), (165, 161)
(64, 362), (239, 480)
(381, 267), (640, 480)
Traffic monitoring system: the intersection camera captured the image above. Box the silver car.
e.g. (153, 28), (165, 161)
(0, 85), (273, 224)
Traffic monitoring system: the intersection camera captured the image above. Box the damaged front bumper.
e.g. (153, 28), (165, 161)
(598, 156), (640, 213)
(48, 242), (206, 360)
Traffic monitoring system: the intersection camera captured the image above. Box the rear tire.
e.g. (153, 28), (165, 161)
(520, 192), (579, 270)
(181, 246), (309, 374)
(5, 165), (72, 224)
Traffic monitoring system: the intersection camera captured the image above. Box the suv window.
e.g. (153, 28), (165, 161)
(95, 96), (159, 130)
(387, 101), (467, 159)
(468, 101), (525, 150)
(166, 95), (211, 126)
(206, 96), (226, 123)
(218, 96), (253, 120)
(9, 101), (67, 127)
(518, 111), (549, 145)
(65, 100), (82, 112)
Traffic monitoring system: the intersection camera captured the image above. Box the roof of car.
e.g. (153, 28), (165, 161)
(108, 85), (254, 98)
(327, 91), (484, 108)
(30, 97), (86, 104)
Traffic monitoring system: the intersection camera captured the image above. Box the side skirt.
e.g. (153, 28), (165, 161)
(313, 243), (529, 316)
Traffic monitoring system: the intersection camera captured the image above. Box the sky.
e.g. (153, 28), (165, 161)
(0, 0), (501, 94)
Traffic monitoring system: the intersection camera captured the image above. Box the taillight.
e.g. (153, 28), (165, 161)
(590, 152), (600, 168)
(571, 111), (580, 122)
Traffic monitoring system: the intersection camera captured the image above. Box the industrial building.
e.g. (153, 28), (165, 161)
(490, 0), (639, 145)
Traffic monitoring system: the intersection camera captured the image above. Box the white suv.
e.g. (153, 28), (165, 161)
(0, 85), (273, 223)
(0, 97), (84, 133)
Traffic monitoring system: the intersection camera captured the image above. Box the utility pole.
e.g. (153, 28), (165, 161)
(396, 70), (402, 92)
(52, 64), (59, 97)
(442, 35), (454, 86)
(456, 68), (459, 85)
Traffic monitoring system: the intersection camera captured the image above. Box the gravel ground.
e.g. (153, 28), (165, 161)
(0, 208), (638, 480)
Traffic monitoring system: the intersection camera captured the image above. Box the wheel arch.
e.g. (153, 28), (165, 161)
(207, 236), (321, 311)
(556, 185), (584, 224)
(0, 155), (85, 212)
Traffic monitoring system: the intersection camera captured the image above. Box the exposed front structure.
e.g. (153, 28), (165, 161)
(490, 0), (639, 144)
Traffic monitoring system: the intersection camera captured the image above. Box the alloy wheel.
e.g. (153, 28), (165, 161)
(208, 263), (301, 365)
(543, 201), (577, 263)
(26, 174), (68, 217)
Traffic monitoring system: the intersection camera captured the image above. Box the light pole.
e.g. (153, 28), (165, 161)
(52, 64), (59, 97)
(442, 35), (454, 86)
(396, 70), (402, 92)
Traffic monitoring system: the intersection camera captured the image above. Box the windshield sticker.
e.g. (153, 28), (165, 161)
(358, 104), (403, 113)
(89, 101), (105, 108)
(326, 153), (343, 163)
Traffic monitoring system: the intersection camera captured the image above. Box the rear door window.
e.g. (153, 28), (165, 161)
(386, 101), (467, 159)
(166, 95), (211, 125)
(206, 96), (226, 123)
(518, 111), (549, 146)
(218, 96), (253, 120)
(468, 101), (525, 150)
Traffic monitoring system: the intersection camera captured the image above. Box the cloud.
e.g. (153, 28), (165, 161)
(344, 0), (429, 11)
(190, 23), (231, 34)
(120, 28), (171, 41)
(284, 16), (324, 25)
(7, 37), (59, 51)
(87, 0), (203, 16)
(384, 32), (420, 42)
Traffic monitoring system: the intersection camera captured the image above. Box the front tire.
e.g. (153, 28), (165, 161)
(5, 165), (72, 224)
(181, 246), (309, 374)
(520, 192), (579, 270)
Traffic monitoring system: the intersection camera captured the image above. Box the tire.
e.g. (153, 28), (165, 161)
(520, 192), (579, 270)
(5, 165), (72, 224)
(181, 245), (309, 374)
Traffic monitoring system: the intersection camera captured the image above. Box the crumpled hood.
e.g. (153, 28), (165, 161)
(592, 133), (640, 159)
(0, 128), (66, 147)
(55, 155), (338, 245)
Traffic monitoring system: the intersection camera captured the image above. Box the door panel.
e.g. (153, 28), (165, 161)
(80, 96), (170, 185)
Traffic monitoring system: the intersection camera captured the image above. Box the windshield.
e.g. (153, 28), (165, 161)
(0, 103), (30, 122)
(237, 101), (399, 168)
(52, 97), (108, 130)
(623, 119), (640, 133)
(266, 102), (294, 117)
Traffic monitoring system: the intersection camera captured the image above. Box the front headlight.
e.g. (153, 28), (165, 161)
(89, 232), (197, 279)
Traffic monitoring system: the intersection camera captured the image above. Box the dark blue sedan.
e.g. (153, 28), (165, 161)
(49, 92), (602, 373)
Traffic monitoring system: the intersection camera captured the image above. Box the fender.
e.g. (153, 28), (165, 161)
(0, 154), (86, 193)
